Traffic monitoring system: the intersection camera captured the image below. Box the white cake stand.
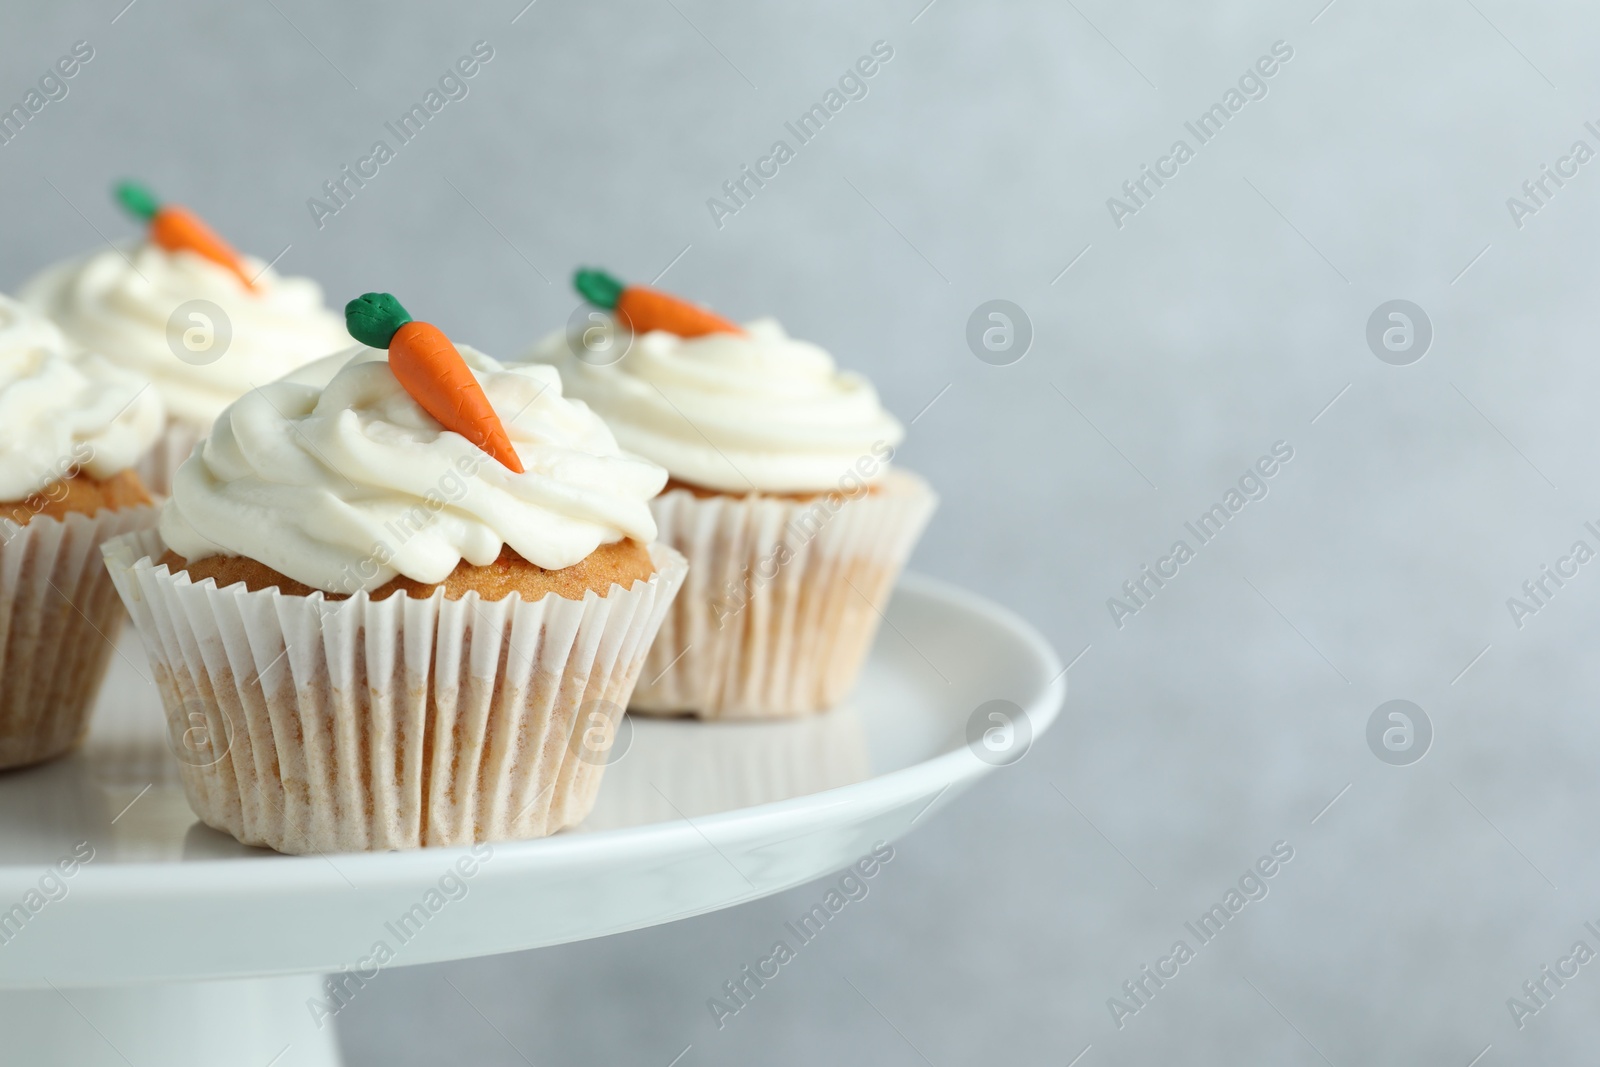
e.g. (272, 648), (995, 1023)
(0, 574), (1063, 1066)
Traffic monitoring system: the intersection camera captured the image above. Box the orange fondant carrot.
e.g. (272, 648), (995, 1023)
(574, 268), (742, 338)
(115, 181), (256, 290)
(344, 292), (524, 474)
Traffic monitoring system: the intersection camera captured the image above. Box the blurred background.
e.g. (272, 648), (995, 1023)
(5, 0), (1600, 1062)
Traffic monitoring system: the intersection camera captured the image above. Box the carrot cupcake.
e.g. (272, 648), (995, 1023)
(102, 293), (686, 853)
(528, 269), (936, 719)
(0, 293), (164, 770)
(22, 181), (350, 491)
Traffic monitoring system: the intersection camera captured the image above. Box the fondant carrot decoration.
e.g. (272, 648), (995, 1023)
(344, 292), (524, 474)
(574, 268), (742, 338)
(114, 181), (256, 291)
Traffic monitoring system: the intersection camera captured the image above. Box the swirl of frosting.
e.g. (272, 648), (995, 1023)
(21, 243), (351, 430)
(527, 318), (905, 494)
(0, 294), (165, 502)
(160, 347), (667, 594)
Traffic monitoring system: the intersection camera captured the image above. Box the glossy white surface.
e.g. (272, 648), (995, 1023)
(0, 977), (342, 1067)
(0, 573), (1062, 989)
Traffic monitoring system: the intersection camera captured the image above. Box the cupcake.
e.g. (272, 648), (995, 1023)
(529, 269), (936, 719)
(102, 293), (686, 854)
(22, 181), (350, 492)
(0, 294), (164, 770)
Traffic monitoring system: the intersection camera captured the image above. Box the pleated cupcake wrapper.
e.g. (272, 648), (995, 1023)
(0, 505), (160, 770)
(134, 418), (204, 498)
(631, 469), (937, 720)
(102, 529), (688, 854)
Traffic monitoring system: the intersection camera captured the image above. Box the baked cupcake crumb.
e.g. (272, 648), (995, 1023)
(0, 470), (152, 527)
(662, 476), (882, 503)
(161, 538), (656, 603)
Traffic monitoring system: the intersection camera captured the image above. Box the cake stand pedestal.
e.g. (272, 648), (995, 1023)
(0, 978), (341, 1067)
(0, 575), (1063, 1066)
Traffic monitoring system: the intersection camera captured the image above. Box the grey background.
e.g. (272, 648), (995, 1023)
(4, 0), (1600, 1063)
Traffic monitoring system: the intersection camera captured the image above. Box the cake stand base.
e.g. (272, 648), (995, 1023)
(0, 575), (1067, 1067)
(0, 975), (342, 1066)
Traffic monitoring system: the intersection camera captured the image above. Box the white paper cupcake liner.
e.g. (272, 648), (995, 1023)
(632, 468), (936, 719)
(134, 418), (204, 497)
(0, 504), (159, 769)
(102, 529), (688, 854)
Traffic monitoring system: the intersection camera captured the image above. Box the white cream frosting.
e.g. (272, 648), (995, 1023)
(527, 318), (905, 494)
(0, 294), (165, 501)
(21, 242), (351, 431)
(160, 346), (667, 594)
